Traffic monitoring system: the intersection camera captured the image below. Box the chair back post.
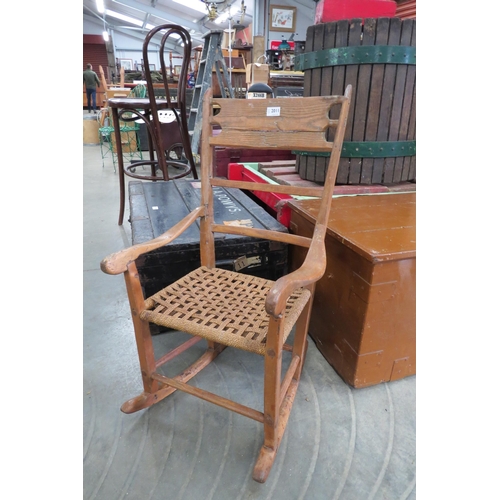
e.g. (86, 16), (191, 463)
(98, 65), (108, 93)
(142, 24), (196, 180)
(199, 88), (216, 267)
(310, 84), (352, 242)
(161, 26), (198, 174)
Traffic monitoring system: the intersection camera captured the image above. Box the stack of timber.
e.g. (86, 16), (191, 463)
(256, 160), (416, 194)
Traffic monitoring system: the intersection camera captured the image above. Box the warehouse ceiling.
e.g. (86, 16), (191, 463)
(83, 0), (255, 52)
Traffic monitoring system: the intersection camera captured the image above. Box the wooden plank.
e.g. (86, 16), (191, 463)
(384, 19), (412, 183)
(333, 20), (351, 184)
(305, 23), (326, 183)
(393, 19), (416, 182)
(297, 25), (316, 180)
(260, 167), (298, 182)
(270, 173), (320, 187)
(400, 20), (417, 182)
(363, 18), (391, 184)
(343, 20), (363, 185)
(351, 18), (376, 185)
(258, 160), (297, 172)
(260, 166), (297, 175)
(314, 22), (338, 184)
(375, 18), (402, 183)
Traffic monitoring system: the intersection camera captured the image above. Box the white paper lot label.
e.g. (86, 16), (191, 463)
(266, 107), (281, 116)
(247, 92), (267, 99)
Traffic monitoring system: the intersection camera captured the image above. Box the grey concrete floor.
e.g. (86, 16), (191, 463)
(83, 131), (416, 499)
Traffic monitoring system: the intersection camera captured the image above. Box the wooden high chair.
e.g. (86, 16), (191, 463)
(101, 85), (352, 483)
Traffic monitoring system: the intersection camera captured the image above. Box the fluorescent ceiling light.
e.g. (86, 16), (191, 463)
(96, 0), (105, 14)
(102, 30), (109, 41)
(105, 9), (144, 26)
(171, 0), (207, 15)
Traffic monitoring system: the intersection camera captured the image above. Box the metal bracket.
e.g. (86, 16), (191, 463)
(295, 45), (416, 71)
(293, 140), (416, 159)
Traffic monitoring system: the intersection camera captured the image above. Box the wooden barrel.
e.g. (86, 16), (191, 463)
(294, 17), (416, 184)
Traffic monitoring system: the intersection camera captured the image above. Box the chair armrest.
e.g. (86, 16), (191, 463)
(100, 206), (204, 275)
(265, 235), (326, 318)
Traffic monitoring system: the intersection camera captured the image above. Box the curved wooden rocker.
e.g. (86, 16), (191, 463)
(101, 85), (352, 483)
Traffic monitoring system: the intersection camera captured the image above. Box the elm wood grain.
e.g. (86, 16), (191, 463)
(211, 177), (324, 197)
(101, 85), (352, 483)
(287, 193), (415, 388)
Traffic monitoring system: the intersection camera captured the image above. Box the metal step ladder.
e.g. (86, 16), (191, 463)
(188, 30), (235, 155)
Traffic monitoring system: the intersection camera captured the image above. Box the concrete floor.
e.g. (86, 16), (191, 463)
(83, 130), (416, 499)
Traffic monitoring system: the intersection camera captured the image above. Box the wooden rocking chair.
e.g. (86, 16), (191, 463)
(100, 85), (352, 482)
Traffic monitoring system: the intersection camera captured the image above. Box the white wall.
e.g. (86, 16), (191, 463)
(267, 0), (316, 47)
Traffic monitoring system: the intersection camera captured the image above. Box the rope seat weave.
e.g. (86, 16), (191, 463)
(141, 266), (311, 355)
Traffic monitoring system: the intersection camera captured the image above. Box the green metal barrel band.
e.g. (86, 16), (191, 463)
(293, 140), (416, 159)
(295, 45), (416, 71)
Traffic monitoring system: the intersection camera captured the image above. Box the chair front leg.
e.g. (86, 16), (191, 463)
(120, 261), (159, 413)
(253, 316), (284, 483)
(291, 284), (315, 380)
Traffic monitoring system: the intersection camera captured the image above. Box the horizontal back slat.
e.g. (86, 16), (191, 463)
(209, 130), (332, 151)
(209, 95), (345, 152)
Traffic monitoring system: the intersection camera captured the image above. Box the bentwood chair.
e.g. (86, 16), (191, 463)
(107, 24), (198, 225)
(101, 85), (352, 482)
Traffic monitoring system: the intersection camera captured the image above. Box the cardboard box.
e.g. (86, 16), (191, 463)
(245, 63), (269, 85)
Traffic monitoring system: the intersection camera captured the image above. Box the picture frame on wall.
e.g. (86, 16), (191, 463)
(118, 58), (133, 71)
(269, 5), (297, 33)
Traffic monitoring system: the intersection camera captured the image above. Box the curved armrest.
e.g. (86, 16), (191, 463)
(265, 233), (327, 318)
(100, 206), (204, 275)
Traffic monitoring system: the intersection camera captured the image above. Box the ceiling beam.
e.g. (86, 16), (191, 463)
(84, 13), (189, 54)
(111, 0), (207, 33)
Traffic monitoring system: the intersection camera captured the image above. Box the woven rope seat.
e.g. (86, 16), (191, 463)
(141, 266), (311, 355)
